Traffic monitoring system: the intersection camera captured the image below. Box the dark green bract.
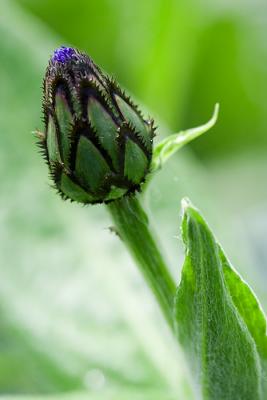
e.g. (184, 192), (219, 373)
(40, 46), (155, 204)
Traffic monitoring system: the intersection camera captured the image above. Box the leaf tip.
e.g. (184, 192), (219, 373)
(181, 198), (207, 230)
(212, 102), (220, 125)
(181, 197), (191, 214)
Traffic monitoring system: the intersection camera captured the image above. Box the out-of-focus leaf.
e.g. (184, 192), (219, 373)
(0, 312), (83, 393)
(151, 104), (219, 172)
(0, 388), (176, 400)
(174, 199), (263, 399)
(183, 16), (267, 159)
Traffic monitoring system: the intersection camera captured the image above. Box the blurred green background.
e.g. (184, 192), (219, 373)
(1, 0), (267, 398)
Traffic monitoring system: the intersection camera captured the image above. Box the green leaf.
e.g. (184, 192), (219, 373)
(220, 248), (267, 361)
(151, 104), (219, 172)
(219, 248), (267, 395)
(174, 198), (263, 400)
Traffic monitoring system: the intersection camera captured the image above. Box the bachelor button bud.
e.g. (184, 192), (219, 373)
(39, 46), (155, 204)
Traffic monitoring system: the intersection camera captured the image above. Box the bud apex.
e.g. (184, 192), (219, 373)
(40, 46), (155, 204)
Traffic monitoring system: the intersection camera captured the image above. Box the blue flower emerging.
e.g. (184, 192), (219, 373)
(52, 46), (76, 63)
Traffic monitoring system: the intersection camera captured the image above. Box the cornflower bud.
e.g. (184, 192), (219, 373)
(39, 46), (155, 204)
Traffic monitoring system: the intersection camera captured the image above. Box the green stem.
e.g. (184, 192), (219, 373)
(107, 195), (176, 328)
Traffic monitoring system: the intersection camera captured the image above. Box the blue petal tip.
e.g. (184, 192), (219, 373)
(52, 46), (76, 63)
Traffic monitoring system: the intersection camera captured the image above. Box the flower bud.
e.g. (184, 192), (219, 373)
(39, 46), (155, 204)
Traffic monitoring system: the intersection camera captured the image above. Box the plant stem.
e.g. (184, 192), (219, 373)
(107, 195), (176, 328)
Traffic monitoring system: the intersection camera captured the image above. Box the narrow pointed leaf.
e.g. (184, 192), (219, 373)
(174, 198), (263, 400)
(151, 104), (219, 172)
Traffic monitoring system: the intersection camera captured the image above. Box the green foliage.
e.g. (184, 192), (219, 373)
(1, 1), (267, 399)
(174, 199), (267, 399)
(0, 389), (177, 400)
